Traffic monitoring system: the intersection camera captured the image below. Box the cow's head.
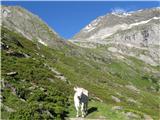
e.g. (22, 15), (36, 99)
(74, 86), (83, 100)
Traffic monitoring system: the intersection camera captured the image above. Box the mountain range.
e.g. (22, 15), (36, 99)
(71, 7), (160, 66)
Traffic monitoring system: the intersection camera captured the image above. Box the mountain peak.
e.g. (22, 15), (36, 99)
(72, 7), (160, 41)
(1, 5), (67, 48)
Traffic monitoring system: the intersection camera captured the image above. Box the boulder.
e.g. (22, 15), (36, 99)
(111, 95), (121, 102)
(112, 106), (123, 111)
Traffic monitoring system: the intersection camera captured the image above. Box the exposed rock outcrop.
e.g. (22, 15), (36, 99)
(70, 8), (160, 66)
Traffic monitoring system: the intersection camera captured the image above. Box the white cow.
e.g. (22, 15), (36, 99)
(74, 86), (89, 117)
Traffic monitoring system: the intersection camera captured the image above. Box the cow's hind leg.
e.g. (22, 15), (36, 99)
(85, 102), (88, 115)
(81, 103), (85, 117)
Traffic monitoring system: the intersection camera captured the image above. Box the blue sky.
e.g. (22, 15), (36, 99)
(2, 1), (159, 39)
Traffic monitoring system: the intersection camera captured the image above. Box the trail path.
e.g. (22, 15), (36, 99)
(68, 118), (106, 120)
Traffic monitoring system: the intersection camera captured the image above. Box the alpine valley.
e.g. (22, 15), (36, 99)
(1, 5), (160, 120)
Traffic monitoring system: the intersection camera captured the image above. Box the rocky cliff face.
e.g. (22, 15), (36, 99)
(1, 6), (67, 48)
(71, 8), (160, 66)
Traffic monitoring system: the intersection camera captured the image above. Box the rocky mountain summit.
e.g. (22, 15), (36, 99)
(72, 7), (160, 41)
(1, 6), (67, 48)
(71, 7), (160, 66)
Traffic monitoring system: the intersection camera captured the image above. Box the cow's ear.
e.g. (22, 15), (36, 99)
(74, 87), (77, 91)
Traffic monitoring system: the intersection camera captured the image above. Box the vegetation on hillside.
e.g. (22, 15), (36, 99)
(1, 27), (160, 119)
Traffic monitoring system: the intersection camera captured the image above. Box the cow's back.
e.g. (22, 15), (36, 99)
(81, 88), (89, 104)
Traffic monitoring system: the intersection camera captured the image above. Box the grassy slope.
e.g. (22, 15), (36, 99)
(1, 27), (160, 119)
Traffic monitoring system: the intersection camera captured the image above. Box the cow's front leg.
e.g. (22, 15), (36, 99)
(76, 106), (79, 117)
(76, 111), (79, 117)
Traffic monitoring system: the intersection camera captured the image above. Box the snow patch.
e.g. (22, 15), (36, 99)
(112, 12), (132, 17)
(38, 38), (48, 46)
(111, 8), (132, 17)
(128, 17), (160, 28)
(2, 8), (11, 18)
(83, 16), (104, 32)
(84, 25), (96, 32)
(123, 12), (132, 16)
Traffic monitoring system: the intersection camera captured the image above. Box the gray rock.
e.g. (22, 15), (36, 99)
(127, 98), (137, 104)
(111, 95), (121, 102)
(112, 106), (123, 111)
(125, 85), (140, 93)
(124, 112), (141, 119)
(1, 103), (15, 112)
(6, 71), (18, 76)
(1, 42), (9, 50)
(6, 50), (26, 58)
(144, 114), (153, 120)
